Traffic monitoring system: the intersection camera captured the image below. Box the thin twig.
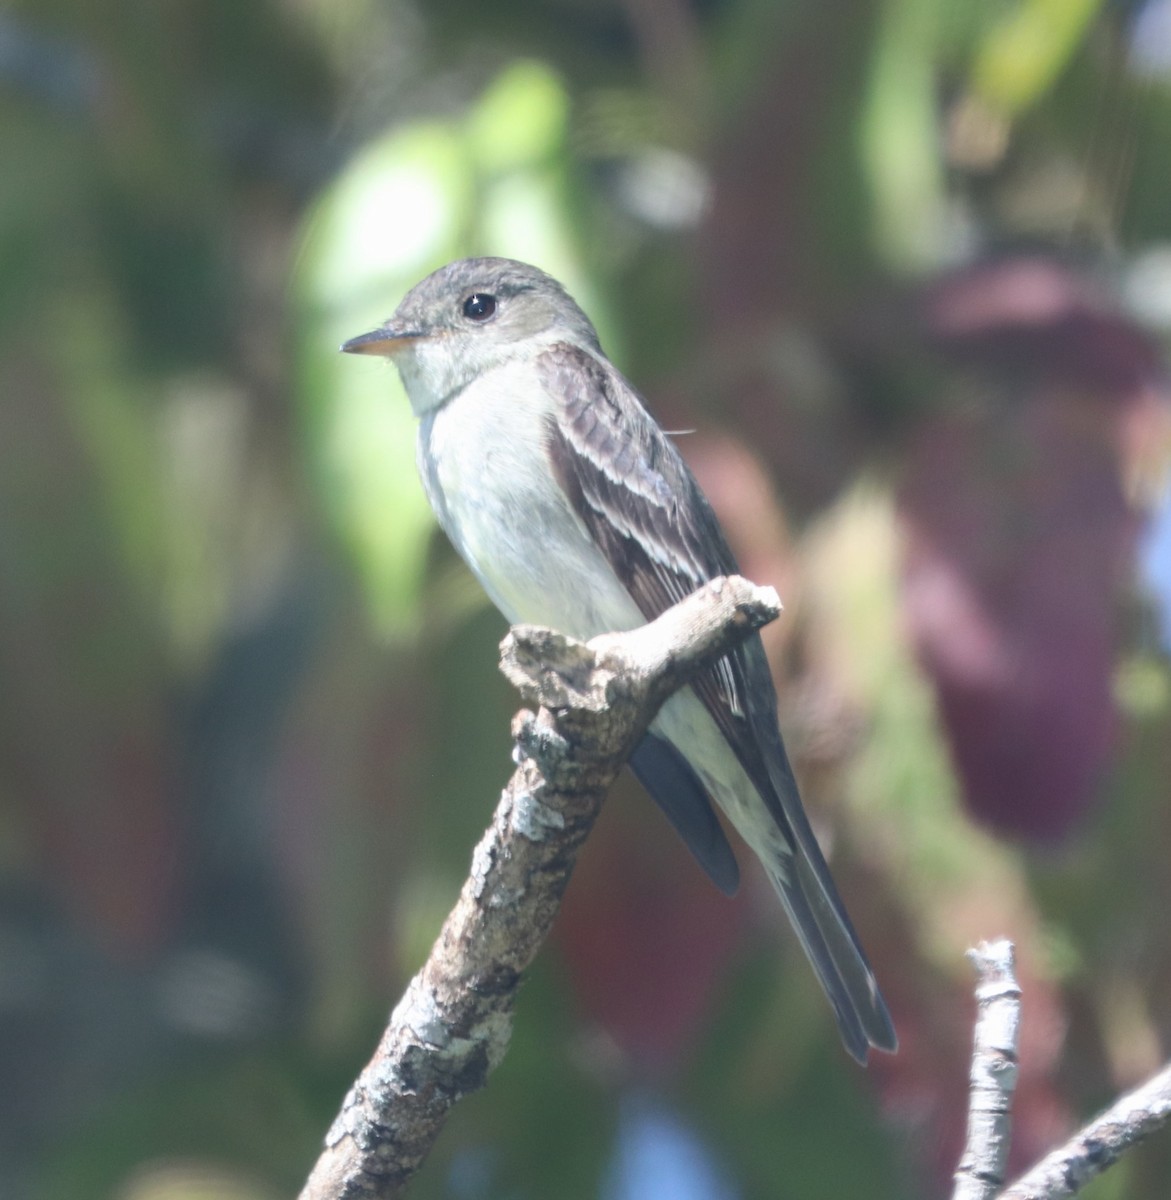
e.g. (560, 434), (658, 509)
(298, 576), (781, 1200)
(1001, 1060), (1171, 1200)
(952, 939), (1021, 1200)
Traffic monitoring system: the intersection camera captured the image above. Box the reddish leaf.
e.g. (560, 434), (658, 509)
(899, 259), (1162, 840)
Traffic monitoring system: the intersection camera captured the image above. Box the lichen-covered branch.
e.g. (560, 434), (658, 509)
(951, 940), (1021, 1200)
(298, 576), (781, 1200)
(1000, 1060), (1171, 1200)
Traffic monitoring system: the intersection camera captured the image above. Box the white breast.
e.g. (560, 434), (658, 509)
(416, 359), (644, 638)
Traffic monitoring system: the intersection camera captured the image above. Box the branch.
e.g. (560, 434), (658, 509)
(1000, 1061), (1171, 1200)
(951, 940), (1021, 1200)
(948, 939), (1171, 1200)
(299, 575), (781, 1200)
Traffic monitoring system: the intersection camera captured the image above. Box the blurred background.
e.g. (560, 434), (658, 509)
(3, 0), (1171, 1197)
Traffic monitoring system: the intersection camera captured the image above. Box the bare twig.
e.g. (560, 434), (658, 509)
(949, 940), (1171, 1200)
(952, 940), (1022, 1200)
(299, 576), (781, 1200)
(1000, 1060), (1171, 1200)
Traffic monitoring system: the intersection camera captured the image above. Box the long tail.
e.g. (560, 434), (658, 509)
(649, 688), (896, 1061)
(739, 686), (898, 1062)
(765, 838), (896, 1063)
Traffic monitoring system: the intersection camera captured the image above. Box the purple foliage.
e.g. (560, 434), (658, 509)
(900, 258), (1160, 840)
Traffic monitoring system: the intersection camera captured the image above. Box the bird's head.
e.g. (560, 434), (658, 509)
(341, 257), (601, 415)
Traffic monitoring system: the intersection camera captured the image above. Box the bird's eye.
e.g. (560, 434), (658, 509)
(462, 293), (497, 322)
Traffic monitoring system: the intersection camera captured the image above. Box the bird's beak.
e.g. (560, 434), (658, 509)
(339, 326), (424, 357)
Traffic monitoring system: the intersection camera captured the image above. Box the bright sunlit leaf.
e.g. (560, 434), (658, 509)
(860, 0), (948, 270)
(293, 123), (468, 637)
(971, 0), (1105, 115)
(468, 59), (569, 173)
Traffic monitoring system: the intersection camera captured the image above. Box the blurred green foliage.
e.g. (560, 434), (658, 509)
(294, 61), (603, 636)
(2, 1), (1171, 1198)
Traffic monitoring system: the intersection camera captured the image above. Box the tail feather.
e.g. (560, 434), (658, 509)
(629, 733), (740, 896)
(648, 687), (895, 1061)
(767, 848), (896, 1063)
(750, 716), (897, 1062)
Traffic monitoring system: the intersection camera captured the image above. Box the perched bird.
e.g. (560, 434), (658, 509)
(342, 258), (895, 1062)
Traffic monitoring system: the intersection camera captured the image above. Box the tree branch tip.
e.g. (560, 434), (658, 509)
(706, 575), (782, 625)
(749, 581), (783, 616)
(498, 576), (782, 717)
(967, 939), (1017, 974)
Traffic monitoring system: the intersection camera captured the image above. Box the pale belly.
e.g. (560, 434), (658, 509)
(416, 368), (645, 638)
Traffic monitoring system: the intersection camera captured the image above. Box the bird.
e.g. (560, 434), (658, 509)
(342, 257), (896, 1063)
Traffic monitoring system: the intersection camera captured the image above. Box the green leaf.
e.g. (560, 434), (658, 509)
(971, 0), (1104, 116)
(293, 123), (469, 638)
(859, 0), (947, 270)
